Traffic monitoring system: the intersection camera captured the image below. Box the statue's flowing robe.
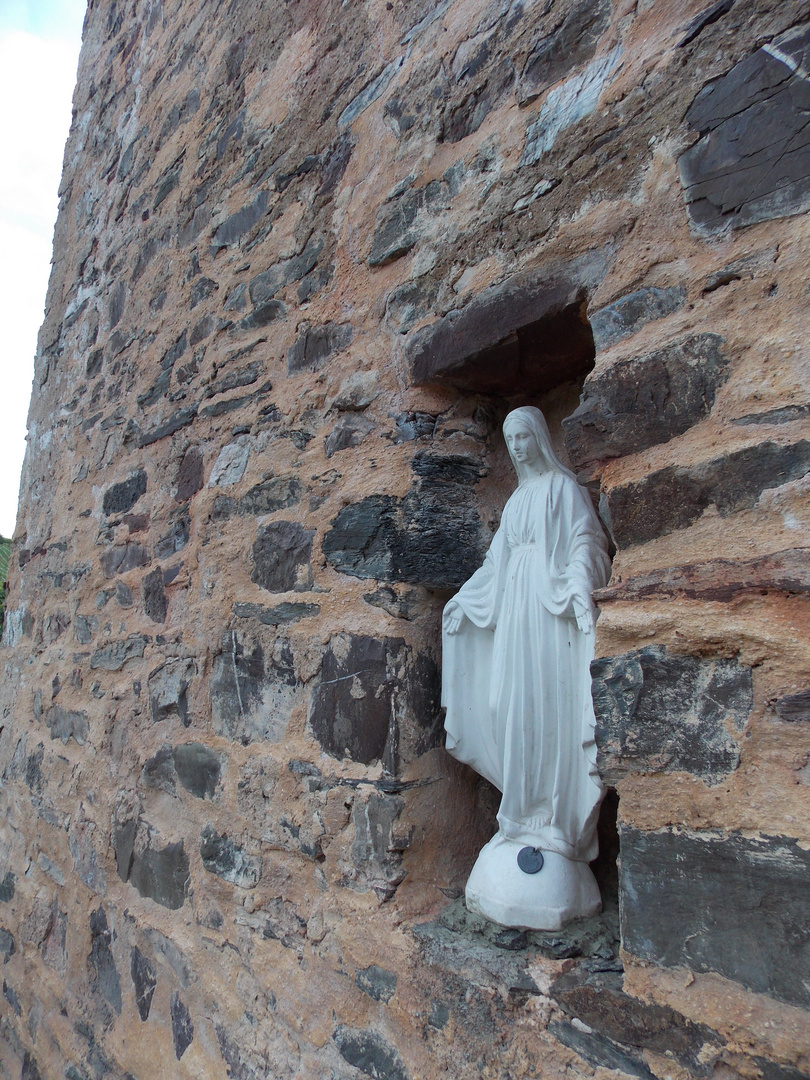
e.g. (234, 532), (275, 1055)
(442, 473), (611, 862)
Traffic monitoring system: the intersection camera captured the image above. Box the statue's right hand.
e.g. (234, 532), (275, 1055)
(443, 602), (465, 635)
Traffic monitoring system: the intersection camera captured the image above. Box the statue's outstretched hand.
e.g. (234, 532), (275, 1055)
(444, 602), (465, 635)
(572, 595), (595, 635)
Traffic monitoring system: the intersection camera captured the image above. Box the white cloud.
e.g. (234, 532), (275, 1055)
(0, 29), (80, 536)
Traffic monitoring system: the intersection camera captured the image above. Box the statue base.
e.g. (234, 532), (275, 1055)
(465, 833), (601, 930)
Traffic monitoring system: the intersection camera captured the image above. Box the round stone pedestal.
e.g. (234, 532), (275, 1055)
(465, 833), (601, 930)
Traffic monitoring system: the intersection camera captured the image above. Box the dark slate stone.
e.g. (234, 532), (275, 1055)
(199, 385), (272, 418)
(108, 281), (126, 328)
(564, 334), (728, 472)
(115, 580), (133, 608)
(251, 521), (314, 593)
(232, 601), (320, 625)
(204, 359), (263, 399)
(248, 239), (324, 309)
(679, 27), (810, 232)
(210, 630), (298, 744)
(441, 58), (515, 144)
(606, 440), (810, 548)
(322, 454), (486, 590)
(172, 743), (221, 799)
(211, 190), (269, 252)
(310, 635), (441, 768)
(775, 688), (810, 722)
(189, 313), (215, 347)
(138, 333), (187, 408)
(103, 469), (147, 516)
(86, 348), (104, 378)
(91, 635), (148, 672)
(297, 265), (333, 303)
(89, 906), (122, 1015)
(275, 154), (320, 193)
(620, 828), (810, 1009)
(128, 841), (190, 910)
(333, 1026), (410, 1080)
(238, 301), (286, 331)
(428, 1002), (450, 1029)
(190, 276), (218, 309)
(287, 322), (353, 375)
(171, 992), (194, 1060)
(324, 415), (375, 458)
(550, 966), (724, 1073)
(549, 1020), (656, 1080)
(21, 1053), (42, 1080)
(200, 825), (261, 888)
(317, 133), (353, 199)
(238, 476), (301, 515)
(0, 927), (15, 962)
(137, 405), (199, 447)
(141, 745), (176, 794)
(46, 705), (89, 746)
(368, 189), (424, 267)
(589, 286), (686, 350)
(519, 0), (611, 104)
(679, 0), (735, 47)
(0, 873), (14, 902)
(592, 647), (752, 782)
(148, 657), (196, 725)
(142, 566), (167, 623)
(733, 403), (810, 426)
(3, 981), (21, 1015)
(356, 965), (397, 1003)
(405, 256), (606, 394)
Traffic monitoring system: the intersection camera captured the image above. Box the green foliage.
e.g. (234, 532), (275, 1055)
(0, 536), (10, 639)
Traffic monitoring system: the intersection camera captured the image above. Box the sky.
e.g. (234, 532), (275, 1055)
(0, 0), (87, 537)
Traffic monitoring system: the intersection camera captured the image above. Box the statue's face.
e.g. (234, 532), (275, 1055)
(505, 421), (541, 466)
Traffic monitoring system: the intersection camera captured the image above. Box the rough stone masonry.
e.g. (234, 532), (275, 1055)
(0, 1), (809, 1078)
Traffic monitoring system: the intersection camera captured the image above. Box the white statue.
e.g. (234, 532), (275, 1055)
(442, 406), (611, 929)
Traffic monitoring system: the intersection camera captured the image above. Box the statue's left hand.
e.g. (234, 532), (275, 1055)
(572, 595), (594, 634)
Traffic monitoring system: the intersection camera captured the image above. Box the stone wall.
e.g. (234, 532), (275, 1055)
(1, 0), (809, 1077)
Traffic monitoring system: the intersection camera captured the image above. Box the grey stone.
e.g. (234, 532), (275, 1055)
(368, 175), (458, 267)
(203, 359), (263, 399)
(333, 1026), (410, 1080)
(200, 825), (261, 888)
(679, 0), (735, 47)
(22, 1054), (42, 1080)
(142, 566), (167, 623)
(211, 629), (298, 744)
(356, 965), (397, 1003)
(208, 440), (250, 487)
(127, 840), (190, 910)
(232, 601), (320, 625)
(103, 469), (147, 516)
(317, 133), (353, 199)
(519, 0), (611, 104)
(0, 927), (15, 962)
(189, 313), (215, 347)
(324, 415), (375, 458)
(441, 58), (515, 143)
(211, 190), (269, 252)
(171, 992), (194, 1060)
(155, 512), (190, 558)
(4, 981), (21, 1015)
(606, 440), (810, 548)
(137, 333), (187, 408)
(46, 706), (89, 746)
(89, 907), (122, 1016)
(520, 47), (621, 165)
(338, 56), (405, 129)
(589, 286), (687, 350)
(115, 580), (133, 608)
(563, 334), (729, 472)
(680, 27), (810, 232)
(141, 745), (177, 793)
(248, 238), (324, 308)
(238, 476), (301, 515)
(238, 300), (286, 331)
(173, 743), (221, 799)
(592, 648), (753, 782)
(190, 275), (218, 309)
(287, 321), (353, 375)
(386, 275), (440, 335)
(130, 946), (157, 1021)
(620, 828), (810, 1009)
(405, 256), (606, 394)
(148, 657), (196, 725)
(251, 521), (314, 592)
(69, 818), (107, 894)
(99, 542), (150, 577)
(332, 370), (379, 411)
(0, 873), (15, 902)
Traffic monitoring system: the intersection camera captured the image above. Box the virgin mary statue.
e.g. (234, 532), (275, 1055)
(442, 406), (611, 929)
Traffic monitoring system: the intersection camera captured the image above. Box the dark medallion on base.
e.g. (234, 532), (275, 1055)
(517, 846), (544, 874)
